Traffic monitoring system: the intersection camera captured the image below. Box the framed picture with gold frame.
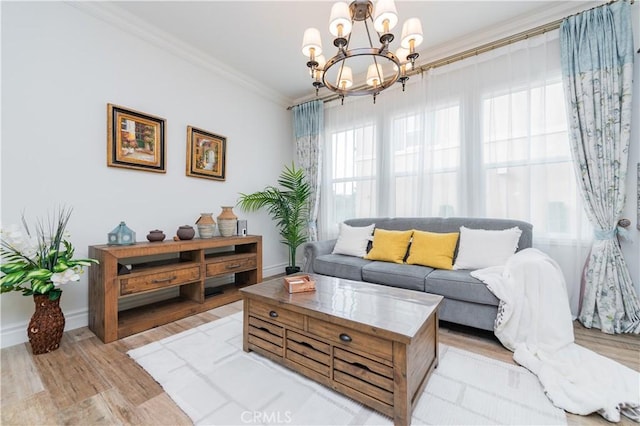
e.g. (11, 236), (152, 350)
(186, 126), (227, 181)
(107, 104), (166, 173)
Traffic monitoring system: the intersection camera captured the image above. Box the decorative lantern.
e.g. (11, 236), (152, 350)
(107, 221), (136, 245)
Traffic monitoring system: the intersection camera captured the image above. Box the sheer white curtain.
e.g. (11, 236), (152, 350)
(321, 31), (590, 315)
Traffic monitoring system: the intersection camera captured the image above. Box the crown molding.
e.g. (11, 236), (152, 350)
(419, 1), (602, 65)
(67, 2), (292, 108)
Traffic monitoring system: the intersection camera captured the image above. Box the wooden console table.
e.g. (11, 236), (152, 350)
(89, 235), (262, 343)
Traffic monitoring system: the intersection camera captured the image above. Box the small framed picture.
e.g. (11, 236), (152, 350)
(186, 126), (227, 181)
(107, 104), (166, 173)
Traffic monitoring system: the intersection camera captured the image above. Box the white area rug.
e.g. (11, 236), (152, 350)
(128, 312), (567, 425)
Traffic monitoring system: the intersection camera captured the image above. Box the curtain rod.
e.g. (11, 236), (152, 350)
(287, 0), (634, 110)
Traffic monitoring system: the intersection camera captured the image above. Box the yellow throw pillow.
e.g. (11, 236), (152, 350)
(406, 230), (459, 270)
(364, 229), (413, 264)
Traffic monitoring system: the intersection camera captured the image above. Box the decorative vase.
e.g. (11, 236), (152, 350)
(217, 206), (238, 237)
(195, 213), (216, 239)
(28, 293), (65, 355)
(146, 230), (166, 242)
(176, 225), (195, 240)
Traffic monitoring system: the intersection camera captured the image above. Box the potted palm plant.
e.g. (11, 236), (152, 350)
(237, 163), (311, 275)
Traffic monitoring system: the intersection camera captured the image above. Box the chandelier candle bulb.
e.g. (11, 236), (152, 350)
(373, 0), (398, 33)
(395, 47), (410, 64)
(329, 2), (352, 37)
(401, 18), (424, 50)
(366, 63), (384, 87)
(337, 66), (354, 89)
(302, 27), (322, 63)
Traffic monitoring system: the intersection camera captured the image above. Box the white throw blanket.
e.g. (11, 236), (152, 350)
(471, 248), (640, 422)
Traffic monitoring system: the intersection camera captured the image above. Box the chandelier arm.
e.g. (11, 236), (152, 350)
(366, 14), (383, 87)
(364, 18), (375, 49)
(345, 24), (353, 52)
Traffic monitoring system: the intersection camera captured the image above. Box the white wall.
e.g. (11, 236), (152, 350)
(0, 2), (293, 347)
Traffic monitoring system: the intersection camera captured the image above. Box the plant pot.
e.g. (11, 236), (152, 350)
(28, 293), (65, 355)
(285, 266), (301, 275)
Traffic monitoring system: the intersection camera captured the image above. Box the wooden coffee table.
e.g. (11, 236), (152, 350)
(241, 273), (442, 426)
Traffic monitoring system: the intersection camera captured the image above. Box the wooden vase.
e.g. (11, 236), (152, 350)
(28, 294), (65, 355)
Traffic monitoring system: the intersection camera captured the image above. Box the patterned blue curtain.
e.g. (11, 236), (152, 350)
(560, 0), (639, 333)
(293, 100), (323, 241)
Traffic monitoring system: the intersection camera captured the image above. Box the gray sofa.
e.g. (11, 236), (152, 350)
(302, 217), (533, 331)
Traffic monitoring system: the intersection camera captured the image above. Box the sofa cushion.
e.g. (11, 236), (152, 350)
(362, 262), (432, 292)
(332, 222), (375, 257)
(425, 269), (499, 306)
(453, 226), (522, 270)
(406, 230), (459, 270)
(365, 229), (413, 263)
(314, 254), (371, 281)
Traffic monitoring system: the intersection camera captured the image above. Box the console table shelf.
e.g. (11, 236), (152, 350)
(89, 236), (262, 343)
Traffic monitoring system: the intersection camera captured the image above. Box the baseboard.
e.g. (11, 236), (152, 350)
(1, 307), (88, 350)
(0, 264), (287, 349)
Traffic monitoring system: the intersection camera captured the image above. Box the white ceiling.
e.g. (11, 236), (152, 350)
(103, 1), (599, 106)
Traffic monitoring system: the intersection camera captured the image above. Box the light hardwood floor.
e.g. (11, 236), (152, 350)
(2, 299), (639, 426)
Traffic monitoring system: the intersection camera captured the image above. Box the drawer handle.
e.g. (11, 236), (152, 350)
(339, 333), (352, 343)
(298, 341), (314, 350)
(151, 276), (177, 283)
(351, 361), (371, 372)
(269, 310), (279, 318)
(226, 263), (242, 269)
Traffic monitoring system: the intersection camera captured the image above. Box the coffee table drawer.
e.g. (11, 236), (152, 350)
(286, 330), (330, 377)
(307, 317), (393, 361)
(247, 316), (283, 357)
(249, 299), (304, 330)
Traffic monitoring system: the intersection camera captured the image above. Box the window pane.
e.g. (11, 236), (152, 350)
(431, 172), (458, 216)
(328, 123), (377, 224)
(431, 105), (460, 170)
(331, 180), (376, 223)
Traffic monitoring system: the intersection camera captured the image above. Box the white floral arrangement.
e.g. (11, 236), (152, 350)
(0, 207), (98, 300)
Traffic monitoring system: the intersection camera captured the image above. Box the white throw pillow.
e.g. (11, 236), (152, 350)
(453, 226), (522, 270)
(332, 223), (375, 257)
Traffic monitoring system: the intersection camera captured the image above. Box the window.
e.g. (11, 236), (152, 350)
(482, 81), (582, 238)
(323, 32), (585, 240)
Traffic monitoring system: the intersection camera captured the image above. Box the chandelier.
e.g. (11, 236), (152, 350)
(302, 0), (423, 103)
